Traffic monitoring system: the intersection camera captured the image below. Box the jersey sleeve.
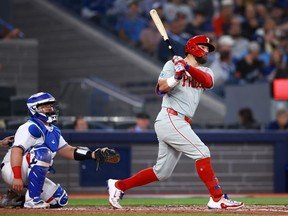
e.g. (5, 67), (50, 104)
(13, 123), (37, 152)
(158, 60), (175, 80)
(58, 136), (68, 150)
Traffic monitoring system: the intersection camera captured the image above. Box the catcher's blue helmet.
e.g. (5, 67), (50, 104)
(27, 92), (58, 123)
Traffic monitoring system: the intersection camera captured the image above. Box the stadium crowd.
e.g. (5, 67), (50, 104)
(1, 0), (287, 130)
(71, 0), (288, 97)
(1, 0), (288, 97)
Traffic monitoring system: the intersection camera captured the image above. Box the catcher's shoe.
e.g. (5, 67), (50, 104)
(24, 197), (50, 209)
(107, 179), (124, 209)
(207, 194), (244, 210)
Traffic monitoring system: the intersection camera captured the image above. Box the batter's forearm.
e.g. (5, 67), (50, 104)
(157, 78), (178, 93)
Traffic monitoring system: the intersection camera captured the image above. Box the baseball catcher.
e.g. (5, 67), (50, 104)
(0, 92), (120, 209)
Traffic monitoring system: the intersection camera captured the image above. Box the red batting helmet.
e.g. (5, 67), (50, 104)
(185, 35), (215, 57)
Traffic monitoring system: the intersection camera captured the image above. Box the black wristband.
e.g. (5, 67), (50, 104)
(74, 147), (93, 160)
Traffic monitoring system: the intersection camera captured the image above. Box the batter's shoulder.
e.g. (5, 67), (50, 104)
(162, 60), (174, 72)
(163, 60), (174, 68)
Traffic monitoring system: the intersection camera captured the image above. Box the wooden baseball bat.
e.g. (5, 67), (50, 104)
(149, 9), (175, 55)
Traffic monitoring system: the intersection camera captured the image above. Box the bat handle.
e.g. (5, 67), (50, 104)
(164, 39), (175, 56)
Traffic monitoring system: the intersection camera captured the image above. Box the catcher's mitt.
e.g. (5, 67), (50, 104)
(0, 189), (25, 208)
(94, 147), (120, 170)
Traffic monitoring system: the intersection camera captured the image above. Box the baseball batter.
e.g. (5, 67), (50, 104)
(108, 35), (244, 210)
(1, 92), (120, 208)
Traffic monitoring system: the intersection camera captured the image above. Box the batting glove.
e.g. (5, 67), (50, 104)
(174, 63), (185, 80)
(172, 55), (186, 66)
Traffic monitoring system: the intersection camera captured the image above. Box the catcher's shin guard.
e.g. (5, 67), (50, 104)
(27, 146), (52, 200)
(48, 185), (68, 208)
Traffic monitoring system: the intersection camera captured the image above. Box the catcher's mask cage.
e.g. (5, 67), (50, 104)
(185, 35), (215, 58)
(27, 92), (58, 123)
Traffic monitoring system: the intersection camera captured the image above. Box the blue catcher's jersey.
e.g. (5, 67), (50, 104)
(29, 118), (61, 152)
(1, 119), (67, 164)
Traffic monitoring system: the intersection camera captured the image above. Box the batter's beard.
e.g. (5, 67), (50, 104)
(195, 56), (208, 64)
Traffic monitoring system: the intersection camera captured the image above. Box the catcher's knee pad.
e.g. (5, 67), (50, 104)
(30, 145), (52, 167)
(48, 185), (68, 208)
(27, 146), (52, 199)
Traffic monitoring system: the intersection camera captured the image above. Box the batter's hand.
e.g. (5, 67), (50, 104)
(172, 56), (186, 67)
(174, 63), (185, 80)
(12, 178), (23, 192)
(0, 136), (14, 147)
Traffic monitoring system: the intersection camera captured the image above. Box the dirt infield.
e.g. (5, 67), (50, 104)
(1, 194), (288, 215)
(1, 205), (288, 215)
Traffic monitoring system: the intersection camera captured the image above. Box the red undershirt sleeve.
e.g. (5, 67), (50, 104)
(185, 65), (213, 88)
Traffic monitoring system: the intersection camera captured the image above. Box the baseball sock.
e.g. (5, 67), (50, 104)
(115, 167), (158, 191)
(195, 157), (223, 201)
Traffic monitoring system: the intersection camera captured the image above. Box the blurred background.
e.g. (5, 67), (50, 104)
(0, 0), (288, 195)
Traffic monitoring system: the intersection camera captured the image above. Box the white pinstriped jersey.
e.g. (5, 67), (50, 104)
(158, 60), (214, 119)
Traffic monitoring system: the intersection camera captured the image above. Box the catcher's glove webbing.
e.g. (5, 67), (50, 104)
(94, 147), (120, 170)
(0, 189), (25, 208)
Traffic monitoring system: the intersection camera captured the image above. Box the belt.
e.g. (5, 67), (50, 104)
(167, 108), (192, 125)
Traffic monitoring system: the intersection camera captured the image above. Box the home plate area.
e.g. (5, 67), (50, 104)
(1, 205), (288, 215)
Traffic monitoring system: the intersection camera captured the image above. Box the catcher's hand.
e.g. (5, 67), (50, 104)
(93, 147), (120, 169)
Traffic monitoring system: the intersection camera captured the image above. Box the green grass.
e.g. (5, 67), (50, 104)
(68, 197), (288, 206)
